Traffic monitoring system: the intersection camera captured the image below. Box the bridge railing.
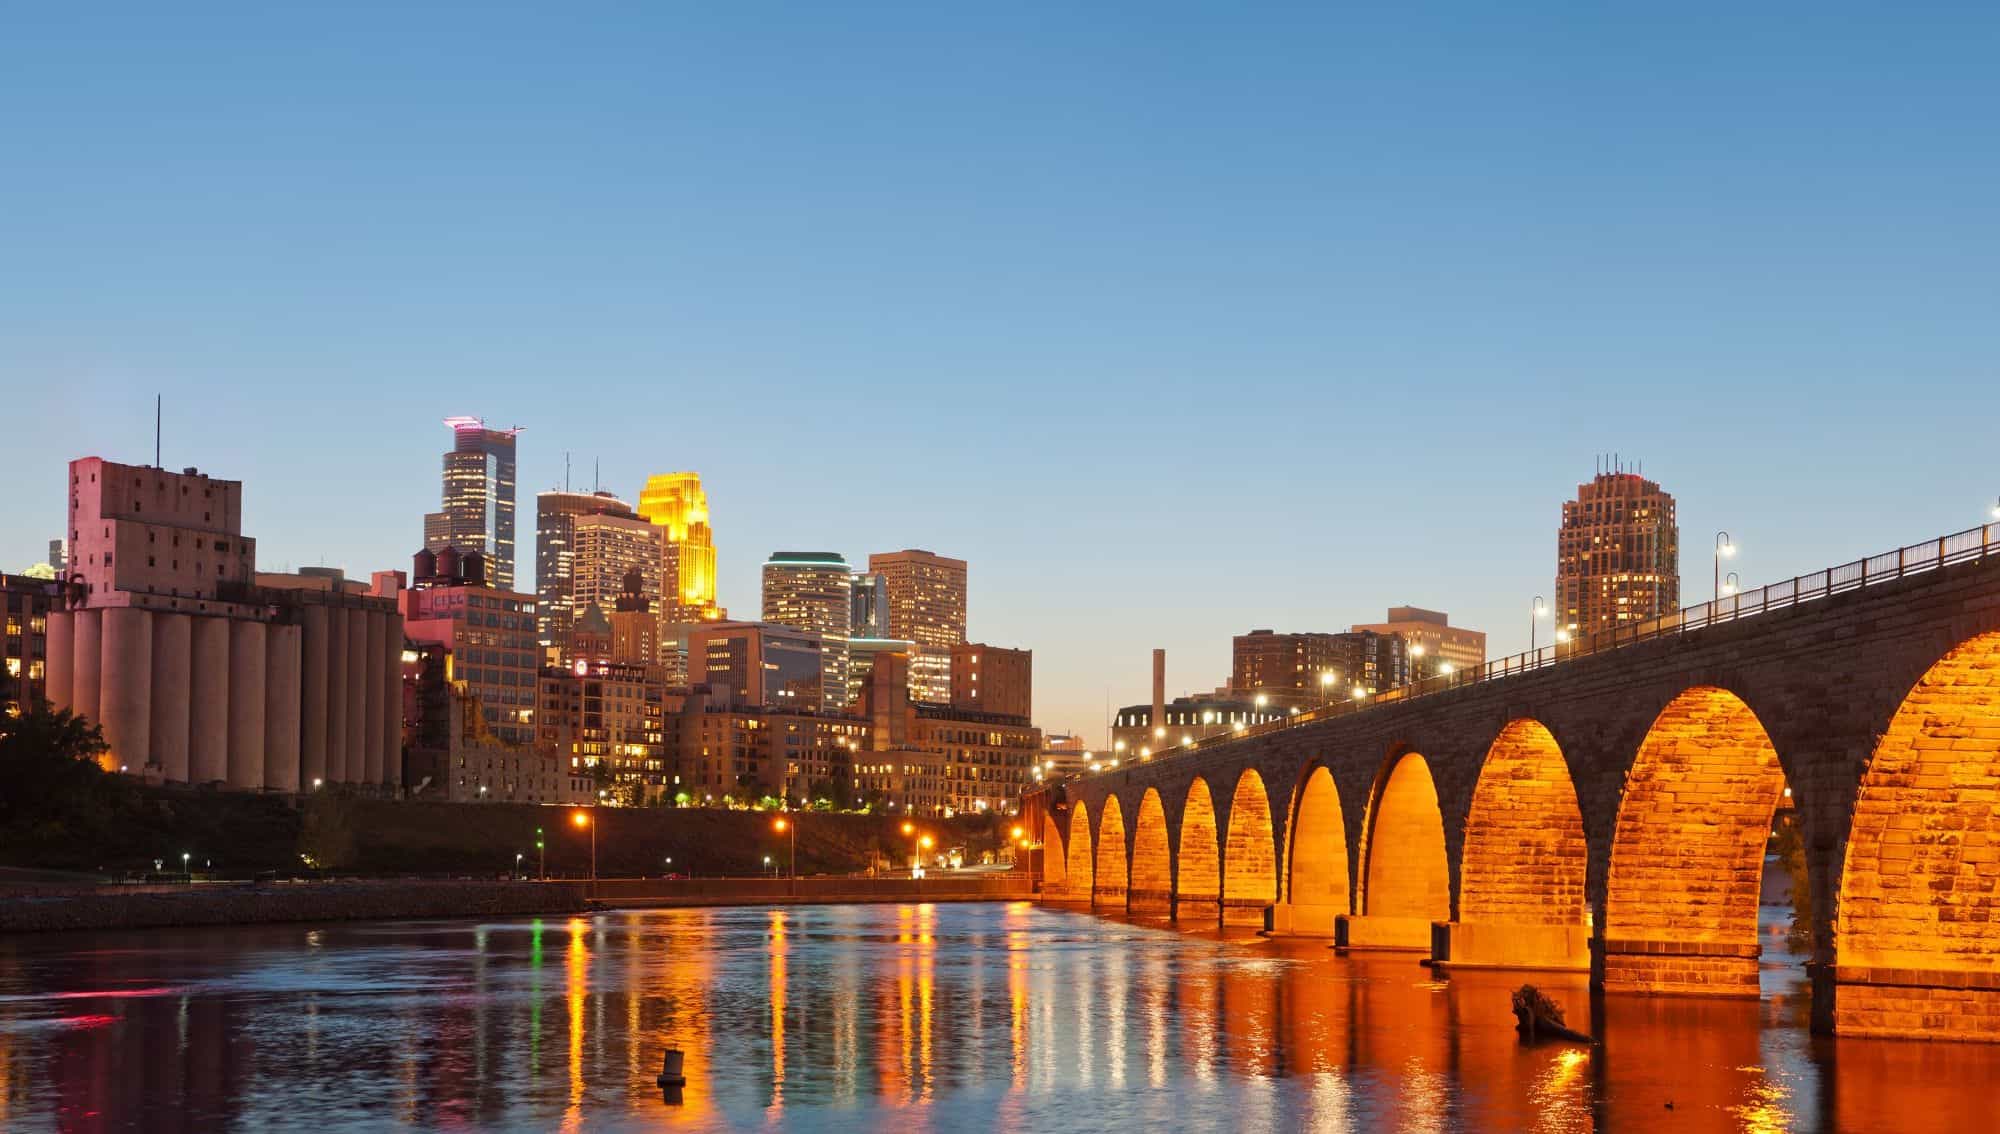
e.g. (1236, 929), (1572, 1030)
(1088, 521), (2000, 775)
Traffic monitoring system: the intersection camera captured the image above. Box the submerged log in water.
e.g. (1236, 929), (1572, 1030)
(1512, 983), (1592, 1044)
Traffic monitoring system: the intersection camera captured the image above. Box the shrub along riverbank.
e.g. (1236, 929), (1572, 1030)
(1, 704), (1005, 880)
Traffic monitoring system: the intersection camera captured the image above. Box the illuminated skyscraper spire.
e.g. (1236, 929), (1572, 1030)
(637, 471), (721, 621)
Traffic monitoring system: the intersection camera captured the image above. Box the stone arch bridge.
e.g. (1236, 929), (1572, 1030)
(1025, 528), (2000, 1041)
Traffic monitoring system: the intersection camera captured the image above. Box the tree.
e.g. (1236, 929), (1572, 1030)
(0, 701), (126, 861)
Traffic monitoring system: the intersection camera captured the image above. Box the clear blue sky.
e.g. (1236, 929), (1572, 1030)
(4, 4), (1997, 744)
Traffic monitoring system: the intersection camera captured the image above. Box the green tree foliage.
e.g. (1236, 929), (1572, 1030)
(0, 702), (126, 864)
(299, 790), (358, 870)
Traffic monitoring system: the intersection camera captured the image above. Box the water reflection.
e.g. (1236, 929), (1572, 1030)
(0, 905), (1993, 1131)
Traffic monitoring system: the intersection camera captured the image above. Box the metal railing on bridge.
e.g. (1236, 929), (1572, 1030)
(1084, 521), (2000, 776)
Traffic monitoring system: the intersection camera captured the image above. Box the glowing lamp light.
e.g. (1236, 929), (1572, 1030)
(902, 822), (915, 836)
(1352, 686), (1368, 701)
(1181, 735), (1193, 746)
(773, 817), (788, 832)
(571, 811), (590, 829)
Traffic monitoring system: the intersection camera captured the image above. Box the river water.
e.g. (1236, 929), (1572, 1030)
(0, 902), (1991, 1132)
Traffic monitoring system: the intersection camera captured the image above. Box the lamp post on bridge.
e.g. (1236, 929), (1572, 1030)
(1714, 531), (1737, 604)
(1531, 596), (1549, 662)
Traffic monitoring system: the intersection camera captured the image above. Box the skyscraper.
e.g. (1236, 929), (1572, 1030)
(533, 489), (630, 647)
(571, 511), (665, 633)
(762, 552), (853, 709)
(637, 472), (721, 622)
(1557, 470), (1680, 637)
(849, 571), (889, 638)
(867, 549), (967, 704)
(424, 417), (520, 592)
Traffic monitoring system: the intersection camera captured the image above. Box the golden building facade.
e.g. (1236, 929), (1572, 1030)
(637, 472), (721, 621)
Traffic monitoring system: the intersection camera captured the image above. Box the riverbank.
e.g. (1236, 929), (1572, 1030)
(1, 784), (1004, 878)
(589, 872), (1034, 907)
(0, 872), (1039, 933)
(0, 878), (590, 934)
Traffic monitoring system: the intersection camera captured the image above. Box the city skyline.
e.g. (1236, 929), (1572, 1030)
(5, 5), (1999, 743)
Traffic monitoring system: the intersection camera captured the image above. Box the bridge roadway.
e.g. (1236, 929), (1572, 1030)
(1025, 525), (2000, 1041)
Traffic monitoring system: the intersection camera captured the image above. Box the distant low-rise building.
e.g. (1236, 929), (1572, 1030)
(405, 686), (590, 805)
(401, 547), (538, 746)
(1352, 606), (1486, 678)
(1110, 693), (1290, 758)
(951, 642), (1031, 720)
(1232, 628), (1410, 707)
(1, 573), (55, 715)
(536, 659), (669, 799)
(688, 620), (824, 711)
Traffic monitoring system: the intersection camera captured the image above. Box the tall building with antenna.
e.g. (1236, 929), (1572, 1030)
(533, 488), (632, 647)
(423, 417), (521, 591)
(1556, 459), (1679, 637)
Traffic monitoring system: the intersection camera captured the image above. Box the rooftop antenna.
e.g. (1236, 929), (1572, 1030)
(565, 451), (572, 493)
(154, 394), (162, 468)
(594, 458), (600, 494)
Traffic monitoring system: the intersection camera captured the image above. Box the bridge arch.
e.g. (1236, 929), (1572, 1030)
(1460, 719), (1587, 926)
(1222, 768), (1278, 927)
(1360, 749), (1450, 934)
(1094, 794), (1129, 910)
(1040, 811), (1068, 894)
(1062, 800), (1094, 903)
(1837, 630), (2000, 1035)
(1176, 778), (1222, 925)
(1284, 765), (1349, 935)
(1129, 788), (1173, 916)
(1604, 685), (1788, 995)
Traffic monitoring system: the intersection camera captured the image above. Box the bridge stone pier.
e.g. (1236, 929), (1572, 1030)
(1028, 533), (2000, 1041)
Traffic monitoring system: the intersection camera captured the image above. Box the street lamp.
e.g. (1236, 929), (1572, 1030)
(1319, 670), (1336, 707)
(1714, 531), (1737, 604)
(536, 826), (545, 880)
(1531, 596), (1549, 657)
(1722, 571), (1741, 598)
(763, 854), (773, 876)
(773, 816), (797, 879)
(1409, 643), (1425, 684)
(572, 810), (595, 885)
(182, 851), (191, 884)
(514, 852), (523, 878)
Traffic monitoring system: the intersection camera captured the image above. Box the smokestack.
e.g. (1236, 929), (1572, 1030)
(1151, 649), (1166, 745)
